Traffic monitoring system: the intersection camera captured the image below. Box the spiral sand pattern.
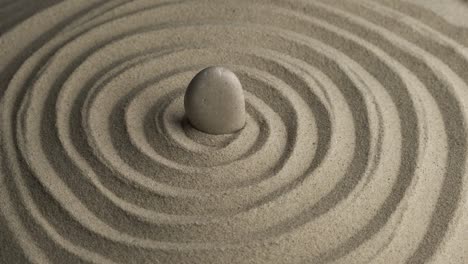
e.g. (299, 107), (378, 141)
(1, 0), (468, 263)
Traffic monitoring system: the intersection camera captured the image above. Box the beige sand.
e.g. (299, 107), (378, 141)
(0, 0), (467, 263)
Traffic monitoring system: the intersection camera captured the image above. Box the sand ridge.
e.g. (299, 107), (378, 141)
(0, 0), (467, 263)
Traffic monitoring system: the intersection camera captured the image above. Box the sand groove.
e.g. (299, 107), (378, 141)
(1, 0), (467, 263)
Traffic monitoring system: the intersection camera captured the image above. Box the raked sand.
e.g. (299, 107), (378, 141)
(1, 0), (468, 263)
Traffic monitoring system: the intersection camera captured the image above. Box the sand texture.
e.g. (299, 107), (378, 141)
(1, 0), (468, 263)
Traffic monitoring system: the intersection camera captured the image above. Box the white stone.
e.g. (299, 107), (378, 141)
(184, 66), (246, 134)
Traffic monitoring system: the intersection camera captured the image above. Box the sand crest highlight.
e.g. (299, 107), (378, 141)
(0, 0), (467, 263)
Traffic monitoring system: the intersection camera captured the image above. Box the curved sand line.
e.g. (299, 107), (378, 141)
(1, 0), (467, 263)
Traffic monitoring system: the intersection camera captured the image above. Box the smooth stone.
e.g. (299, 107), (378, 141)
(184, 66), (246, 135)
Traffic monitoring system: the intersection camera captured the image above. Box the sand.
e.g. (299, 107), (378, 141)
(0, 0), (467, 263)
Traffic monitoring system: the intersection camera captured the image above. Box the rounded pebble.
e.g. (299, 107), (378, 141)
(184, 66), (246, 134)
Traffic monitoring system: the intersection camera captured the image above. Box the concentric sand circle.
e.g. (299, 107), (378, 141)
(1, 0), (467, 263)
